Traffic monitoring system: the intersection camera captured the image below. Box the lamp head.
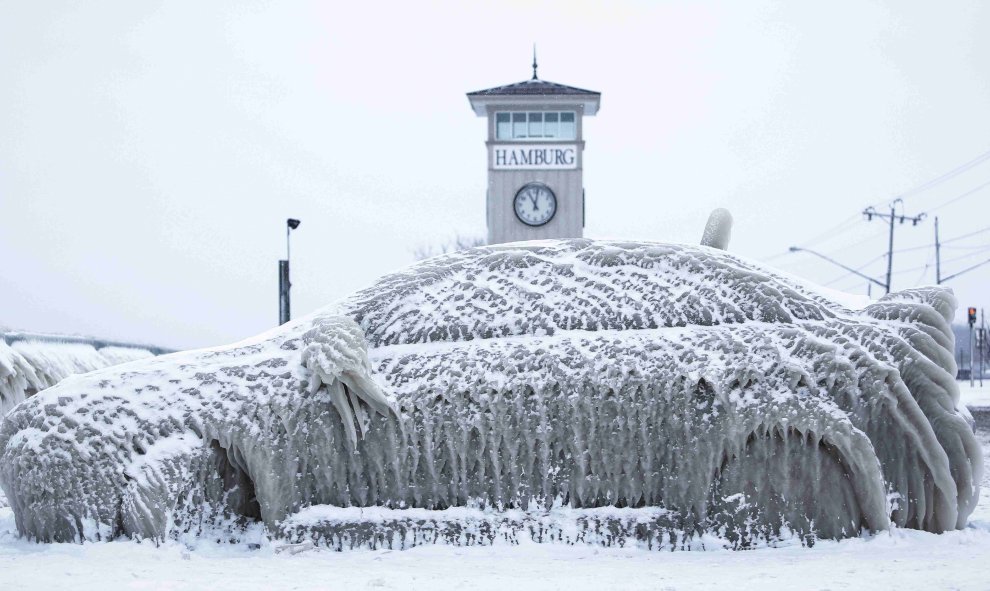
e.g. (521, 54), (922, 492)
(287, 218), (301, 230)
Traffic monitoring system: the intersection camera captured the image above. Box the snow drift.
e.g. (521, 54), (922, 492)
(0, 238), (981, 547)
(0, 340), (153, 416)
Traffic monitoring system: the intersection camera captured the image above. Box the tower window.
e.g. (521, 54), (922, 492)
(544, 112), (559, 137)
(496, 113), (511, 139)
(528, 112), (543, 137)
(560, 112), (576, 139)
(496, 111), (577, 140)
(512, 112), (527, 138)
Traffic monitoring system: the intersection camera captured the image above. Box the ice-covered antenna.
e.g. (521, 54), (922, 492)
(700, 208), (733, 251)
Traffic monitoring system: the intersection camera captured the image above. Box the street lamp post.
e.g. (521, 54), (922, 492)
(279, 218), (301, 326)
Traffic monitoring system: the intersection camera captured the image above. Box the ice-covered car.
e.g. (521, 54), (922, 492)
(0, 214), (981, 548)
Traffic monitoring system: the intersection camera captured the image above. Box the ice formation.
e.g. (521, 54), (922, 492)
(0, 340), (153, 416)
(0, 234), (981, 548)
(700, 207), (733, 251)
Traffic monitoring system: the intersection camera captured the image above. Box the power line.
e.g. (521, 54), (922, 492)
(941, 246), (990, 266)
(792, 223), (986, 289)
(780, 151), (990, 265)
(832, 273), (878, 294)
(758, 218), (864, 262)
(782, 149), (990, 275)
(892, 260), (936, 276)
(882, 228), (990, 259)
(891, 242), (935, 255)
(936, 219), (990, 284)
(943, 225), (990, 245)
(816, 228), (887, 258)
(759, 250), (792, 263)
(942, 257), (990, 283)
(912, 254), (933, 285)
(944, 243), (990, 250)
(894, 147), (990, 203)
(787, 246), (887, 290)
(765, 214), (866, 265)
(873, 232), (987, 256)
(823, 253), (886, 287)
(772, 152), (990, 290)
(795, 214), (863, 250)
(927, 178), (990, 213)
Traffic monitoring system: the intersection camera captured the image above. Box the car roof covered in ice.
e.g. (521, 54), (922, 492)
(333, 239), (861, 349)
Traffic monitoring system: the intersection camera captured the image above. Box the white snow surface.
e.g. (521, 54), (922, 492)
(961, 382), (990, 408)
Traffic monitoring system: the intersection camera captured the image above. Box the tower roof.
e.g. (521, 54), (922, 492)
(467, 51), (601, 116)
(467, 78), (601, 116)
(466, 78), (600, 98)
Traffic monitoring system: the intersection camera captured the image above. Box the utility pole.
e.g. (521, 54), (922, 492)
(863, 198), (926, 293)
(935, 216), (942, 284)
(968, 306), (977, 387)
(981, 309), (986, 387)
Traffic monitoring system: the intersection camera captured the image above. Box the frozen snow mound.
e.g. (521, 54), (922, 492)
(0, 239), (981, 547)
(0, 339), (154, 416)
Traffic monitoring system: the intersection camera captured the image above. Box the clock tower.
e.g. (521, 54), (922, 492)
(468, 55), (600, 245)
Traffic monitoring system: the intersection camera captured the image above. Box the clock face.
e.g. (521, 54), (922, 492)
(513, 183), (557, 227)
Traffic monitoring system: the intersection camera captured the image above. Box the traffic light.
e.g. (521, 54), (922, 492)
(968, 307), (978, 326)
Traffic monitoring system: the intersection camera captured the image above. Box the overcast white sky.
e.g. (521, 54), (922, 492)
(2, 0), (989, 350)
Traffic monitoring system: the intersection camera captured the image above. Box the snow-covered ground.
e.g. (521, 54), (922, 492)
(960, 381), (990, 409)
(1, 433), (989, 590)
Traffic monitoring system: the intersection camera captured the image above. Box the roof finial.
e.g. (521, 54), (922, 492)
(532, 44), (538, 80)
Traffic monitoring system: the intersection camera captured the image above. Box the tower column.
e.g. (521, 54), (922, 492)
(467, 61), (600, 245)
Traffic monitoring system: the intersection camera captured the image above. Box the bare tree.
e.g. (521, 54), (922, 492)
(413, 234), (486, 261)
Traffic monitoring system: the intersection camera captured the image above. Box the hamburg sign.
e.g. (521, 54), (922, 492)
(492, 145), (578, 170)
